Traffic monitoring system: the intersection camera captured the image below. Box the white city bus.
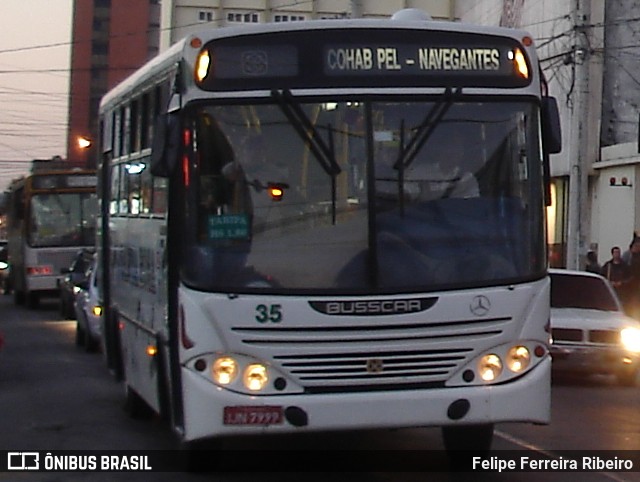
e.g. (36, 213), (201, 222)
(97, 9), (562, 456)
(7, 166), (97, 308)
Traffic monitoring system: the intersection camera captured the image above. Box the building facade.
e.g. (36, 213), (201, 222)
(66, 0), (161, 167)
(159, 0), (456, 51)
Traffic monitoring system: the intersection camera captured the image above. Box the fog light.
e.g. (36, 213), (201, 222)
(506, 345), (530, 372)
(212, 357), (238, 385)
(244, 364), (268, 391)
(478, 354), (502, 381)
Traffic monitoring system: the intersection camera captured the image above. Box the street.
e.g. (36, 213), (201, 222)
(1, 294), (640, 481)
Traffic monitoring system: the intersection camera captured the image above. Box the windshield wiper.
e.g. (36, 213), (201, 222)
(271, 89), (341, 177)
(393, 86), (461, 171)
(272, 89), (341, 224)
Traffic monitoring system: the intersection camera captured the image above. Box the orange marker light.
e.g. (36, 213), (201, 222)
(268, 186), (284, 201)
(146, 346), (158, 357)
(267, 182), (288, 201)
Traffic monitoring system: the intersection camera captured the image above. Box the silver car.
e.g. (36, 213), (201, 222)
(73, 253), (102, 352)
(549, 268), (640, 385)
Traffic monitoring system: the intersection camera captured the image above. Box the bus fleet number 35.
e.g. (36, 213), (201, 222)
(255, 304), (282, 323)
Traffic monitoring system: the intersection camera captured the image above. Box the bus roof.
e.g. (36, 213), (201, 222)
(100, 15), (539, 111)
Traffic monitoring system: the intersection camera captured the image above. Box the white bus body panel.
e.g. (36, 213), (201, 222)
(112, 216), (168, 413)
(177, 278), (550, 442)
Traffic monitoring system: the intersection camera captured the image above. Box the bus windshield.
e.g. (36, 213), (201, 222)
(182, 98), (545, 294)
(29, 193), (98, 248)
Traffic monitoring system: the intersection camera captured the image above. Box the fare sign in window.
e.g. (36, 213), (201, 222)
(207, 214), (250, 240)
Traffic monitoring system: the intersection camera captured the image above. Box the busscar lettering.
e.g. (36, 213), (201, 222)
(326, 300), (423, 315)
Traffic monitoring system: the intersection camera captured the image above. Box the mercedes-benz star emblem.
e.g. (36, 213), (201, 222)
(366, 359), (384, 374)
(470, 295), (491, 316)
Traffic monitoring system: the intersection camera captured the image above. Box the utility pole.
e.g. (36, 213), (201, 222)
(351, 0), (363, 18)
(566, 0), (591, 270)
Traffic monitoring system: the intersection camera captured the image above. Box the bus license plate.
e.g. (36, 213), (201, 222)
(223, 406), (284, 425)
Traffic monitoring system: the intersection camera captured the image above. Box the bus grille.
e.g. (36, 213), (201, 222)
(232, 317), (510, 390)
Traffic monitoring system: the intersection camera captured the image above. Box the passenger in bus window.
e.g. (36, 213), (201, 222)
(416, 141), (480, 200)
(196, 113), (252, 217)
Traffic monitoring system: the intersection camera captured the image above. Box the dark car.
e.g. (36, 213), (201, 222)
(0, 240), (9, 295)
(74, 253), (102, 352)
(59, 248), (95, 319)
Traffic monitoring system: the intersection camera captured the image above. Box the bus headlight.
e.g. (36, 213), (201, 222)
(621, 327), (640, 353)
(447, 341), (547, 387)
(212, 357), (238, 385)
(192, 353), (304, 394)
(244, 364), (268, 391)
(506, 345), (531, 373)
(478, 354), (502, 381)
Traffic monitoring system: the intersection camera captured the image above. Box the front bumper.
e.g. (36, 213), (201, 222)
(180, 355), (551, 442)
(550, 343), (640, 374)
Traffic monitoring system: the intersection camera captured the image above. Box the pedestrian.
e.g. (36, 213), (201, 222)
(626, 239), (640, 318)
(585, 250), (601, 274)
(601, 246), (632, 302)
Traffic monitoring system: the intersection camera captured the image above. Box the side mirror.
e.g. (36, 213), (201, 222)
(541, 97), (562, 154)
(150, 112), (181, 177)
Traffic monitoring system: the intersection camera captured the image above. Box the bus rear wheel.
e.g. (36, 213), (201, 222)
(13, 289), (24, 305)
(180, 438), (225, 472)
(123, 384), (154, 420)
(26, 291), (39, 309)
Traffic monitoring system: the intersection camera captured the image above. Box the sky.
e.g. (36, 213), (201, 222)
(0, 0), (72, 192)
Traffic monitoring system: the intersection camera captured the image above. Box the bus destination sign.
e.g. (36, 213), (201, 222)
(32, 174), (97, 190)
(198, 29), (530, 91)
(325, 45), (501, 75)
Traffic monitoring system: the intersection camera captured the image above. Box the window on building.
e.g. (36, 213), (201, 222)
(227, 11), (260, 23)
(198, 10), (213, 22)
(274, 14), (306, 22)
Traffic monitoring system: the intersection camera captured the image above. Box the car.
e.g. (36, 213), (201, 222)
(73, 252), (102, 352)
(59, 248), (95, 320)
(0, 239), (10, 295)
(549, 268), (640, 385)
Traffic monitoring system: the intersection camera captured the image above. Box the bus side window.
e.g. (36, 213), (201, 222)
(152, 177), (168, 215)
(110, 165), (120, 215)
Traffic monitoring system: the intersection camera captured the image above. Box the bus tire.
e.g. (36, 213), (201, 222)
(75, 322), (85, 347)
(123, 384), (154, 420)
(442, 423), (494, 468)
(26, 291), (39, 309)
(180, 438), (225, 472)
(104, 309), (124, 381)
(14, 289), (24, 305)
